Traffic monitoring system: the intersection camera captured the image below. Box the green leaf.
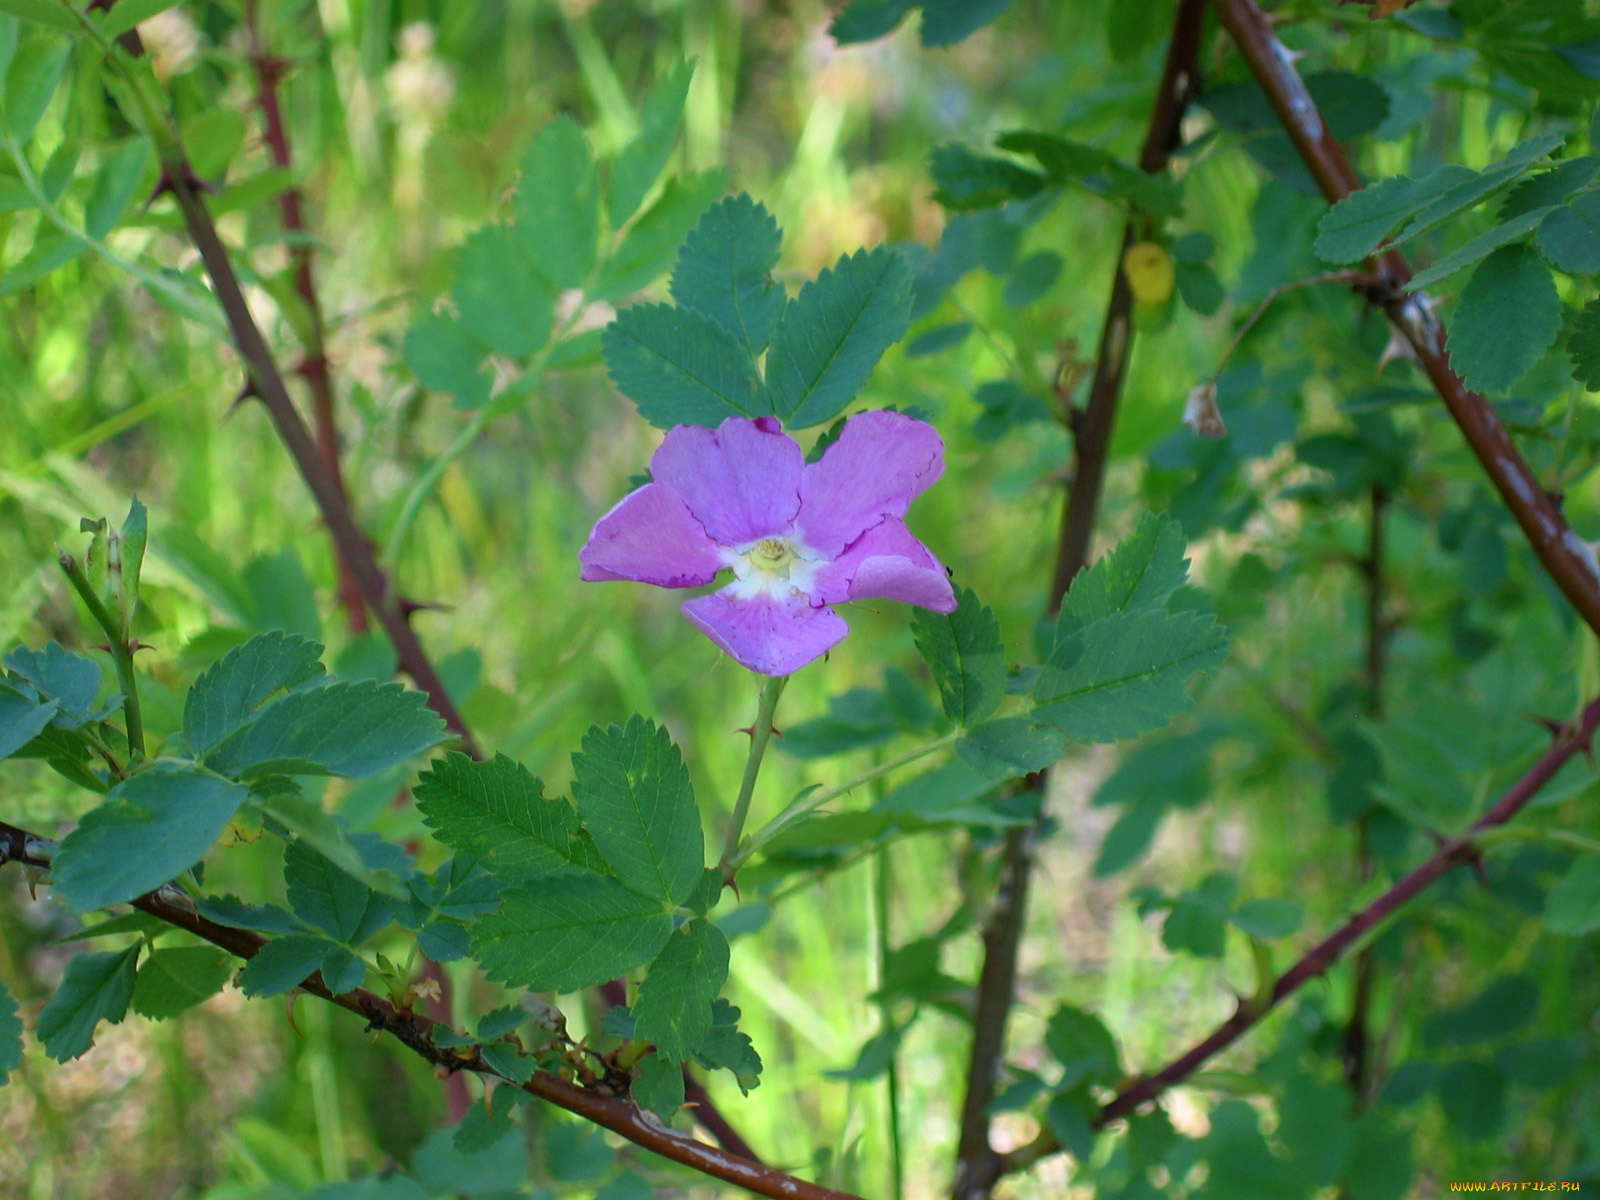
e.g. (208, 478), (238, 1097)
(0, 978), (19, 1081)
(115, 496), (147, 642)
(1057, 513), (1190, 639)
(1423, 975), (1538, 1046)
(919, 0), (1012, 46)
(1537, 192), (1600, 273)
(1446, 243), (1561, 395)
(1045, 1003), (1119, 1089)
(4, 642), (105, 726)
(594, 169), (725, 299)
(284, 840), (394, 946)
(415, 753), (600, 881)
(37, 947), (139, 1062)
(514, 115), (598, 289)
(4, 37), (70, 142)
(1317, 170), (1472, 264)
(571, 715), (704, 906)
(829, 0), (915, 44)
(693, 999), (762, 1093)
(0, 231), (86, 295)
(471, 871), (673, 992)
(236, 934), (331, 997)
(0, 688), (57, 763)
(205, 679), (445, 779)
(0, 1), (75, 30)
(1228, 897), (1303, 939)
(766, 246), (914, 429)
(911, 586), (1005, 726)
(669, 193), (786, 359)
(1044, 1091), (1096, 1164)
(955, 717), (1067, 780)
(98, 0), (181, 39)
(131, 946), (232, 1019)
(929, 143), (1046, 210)
(181, 108), (245, 181)
(1034, 609), (1229, 743)
(632, 922), (730, 1063)
(1407, 204), (1555, 289)
(403, 310), (491, 410)
(1546, 854), (1600, 933)
(1438, 1060), (1506, 1138)
(601, 302), (768, 428)
(184, 630), (326, 757)
(997, 131), (1181, 216)
(632, 1054), (685, 1119)
(53, 763), (250, 911)
(1571, 296), (1600, 388)
(1175, 260), (1225, 315)
(608, 61), (694, 229)
(451, 224), (556, 358)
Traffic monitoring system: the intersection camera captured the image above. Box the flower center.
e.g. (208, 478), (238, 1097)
(725, 534), (821, 601)
(749, 537), (794, 574)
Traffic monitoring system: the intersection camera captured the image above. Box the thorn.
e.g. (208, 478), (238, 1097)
(285, 992), (304, 1037)
(399, 596), (449, 620)
(130, 641), (156, 654)
(142, 163), (221, 211)
(1375, 327), (1418, 375)
(483, 1078), (499, 1119)
(226, 377), (262, 419)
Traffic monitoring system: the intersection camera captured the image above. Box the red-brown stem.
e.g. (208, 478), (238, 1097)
(951, 5), (1210, 1197)
(0, 822), (848, 1200)
(999, 694), (1600, 1172)
(245, 0), (367, 633)
(1211, 0), (1600, 639)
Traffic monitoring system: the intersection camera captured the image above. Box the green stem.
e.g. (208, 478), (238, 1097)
(720, 674), (788, 868)
(732, 730), (961, 870)
(58, 552), (145, 762)
(874, 846), (904, 1200)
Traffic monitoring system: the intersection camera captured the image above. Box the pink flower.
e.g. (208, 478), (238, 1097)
(580, 411), (958, 676)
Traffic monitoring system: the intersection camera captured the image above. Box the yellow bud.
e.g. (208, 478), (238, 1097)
(1123, 242), (1176, 306)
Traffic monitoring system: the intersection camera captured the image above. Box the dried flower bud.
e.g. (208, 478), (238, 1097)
(1183, 382), (1226, 438)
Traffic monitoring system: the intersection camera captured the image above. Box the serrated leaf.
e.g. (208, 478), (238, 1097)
(205, 679), (444, 779)
(956, 717), (1067, 780)
(53, 763), (249, 911)
(693, 999), (762, 1093)
(929, 143), (1047, 210)
(284, 840), (394, 946)
(0, 979), (19, 1081)
(1316, 170), (1468, 264)
(571, 715), (703, 905)
(608, 61), (694, 228)
(237, 934), (332, 997)
(669, 193), (786, 358)
(5, 643), (104, 727)
(0, 689), (57, 762)
(478, 1042), (536, 1084)
(920, 0), (1012, 46)
(601, 302), (768, 428)
(515, 116), (598, 289)
(131, 946), (232, 1019)
(911, 586), (1004, 725)
(1545, 855), (1600, 933)
(1408, 205), (1555, 289)
(594, 169), (725, 299)
(1537, 192), (1600, 273)
(1446, 243), (1561, 395)
(632, 922), (729, 1064)
(37, 947), (139, 1062)
(1389, 134), (1565, 251)
(318, 946), (365, 994)
(258, 791), (409, 898)
(1033, 609), (1229, 743)
(766, 246), (914, 428)
(451, 224), (556, 358)
(632, 1053), (685, 1119)
(1057, 512), (1190, 640)
(415, 753), (598, 881)
(1572, 296), (1600, 388)
(471, 870), (672, 992)
(184, 630), (327, 756)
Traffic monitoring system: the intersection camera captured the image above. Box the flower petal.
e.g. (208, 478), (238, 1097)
(813, 516), (957, 612)
(797, 410), (946, 557)
(682, 590), (848, 676)
(651, 416), (804, 547)
(579, 483), (726, 587)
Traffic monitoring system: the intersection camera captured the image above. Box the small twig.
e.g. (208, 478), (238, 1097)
(1207, 270), (1370, 387)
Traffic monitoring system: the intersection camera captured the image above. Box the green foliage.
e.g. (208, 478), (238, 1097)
(184, 631), (326, 757)
(131, 946), (232, 1019)
(570, 716), (704, 907)
(911, 586), (1005, 726)
(53, 764), (249, 911)
(451, 226), (555, 359)
(0, 979), (20, 1082)
(669, 194), (786, 362)
(415, 753), (600, 880)
(515, 117), (599, 290)
(1445, 243), (1561, 395)
(600, 302), (768, 426)
(607, 62), (694, 229)
(36, 948), (139, 1062)
(284, 840), (394, 947)
(829, 0), (1013, 47)
(1571, 296), (1600, 388)
(631, 921), (730, 1063)
(1545, 855), (1600, 933)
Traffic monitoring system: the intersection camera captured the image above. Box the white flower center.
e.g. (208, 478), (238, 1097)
(725, 534), (821, 601)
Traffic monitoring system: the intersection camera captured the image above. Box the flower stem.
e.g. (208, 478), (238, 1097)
(719, 674), (788, 870)
(58, 551), (145, 763)
(731, 730), (961, 871)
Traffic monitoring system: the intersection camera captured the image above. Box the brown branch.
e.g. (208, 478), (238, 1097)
(1000, 693), (1600, 1173)
(244, 0), (367, 634)
(1211, 0), (1600, 640)
(950, 4), (1210, 1197)
(0, 821), (854, 1200)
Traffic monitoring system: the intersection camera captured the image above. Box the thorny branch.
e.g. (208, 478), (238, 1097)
(950, 3), (1211, 1197)
(0, 821), (849, 1200)
(998, 693), (1600, 1173)
(1212, 0), (1600, 640)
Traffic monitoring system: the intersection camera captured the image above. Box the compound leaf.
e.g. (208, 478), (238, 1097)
(415, 753), (599, 880)
(37, 947), (139, 1062)
(601, 302), (768, 428)
(911, 586), (1005, 726)
(669, 193), (786, 359)
(515, 116), (599, 289)
(632, 921), (730, 1063)
(184, 630), (326, 756)
(1446, 243), (1561, 395)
